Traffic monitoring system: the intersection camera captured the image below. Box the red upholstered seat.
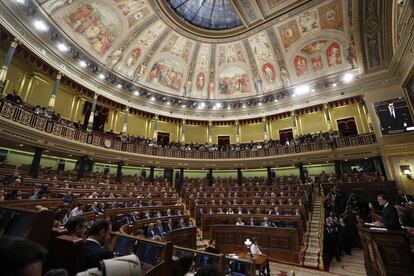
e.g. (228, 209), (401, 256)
(48, 235), (85, 276)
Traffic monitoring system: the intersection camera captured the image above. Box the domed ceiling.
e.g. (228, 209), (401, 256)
(34, 0), (360, 101)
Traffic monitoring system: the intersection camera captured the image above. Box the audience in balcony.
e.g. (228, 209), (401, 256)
(5, 90), (23, 104)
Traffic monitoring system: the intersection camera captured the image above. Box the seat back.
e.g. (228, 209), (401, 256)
(48, 235), (85, 276)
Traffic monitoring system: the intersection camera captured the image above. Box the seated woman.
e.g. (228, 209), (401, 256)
(250, 238), (262, 255)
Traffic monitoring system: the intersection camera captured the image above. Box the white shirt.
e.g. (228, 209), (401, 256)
(250, 244), (262, 255)
(236, 221), (244, 226)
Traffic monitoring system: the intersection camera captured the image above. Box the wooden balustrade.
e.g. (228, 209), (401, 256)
(0, 99), (377, 160)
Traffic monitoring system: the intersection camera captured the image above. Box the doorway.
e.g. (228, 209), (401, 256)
(157, 132), (170, 146)
(217, 136), (230, 150)
(337, 117), (358, 136)
(279, 129), (293, 145)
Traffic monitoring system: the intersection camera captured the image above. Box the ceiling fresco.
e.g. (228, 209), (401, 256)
(34, 0), (359, 100)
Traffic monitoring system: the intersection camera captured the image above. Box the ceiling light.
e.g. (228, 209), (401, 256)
(242, 104), (246, 108)
(311, 88), (316, 92)
(18, 143), (24, 147)
(215, 102), (222, 109)
(133, 90), (139, 96)
(227, 105), (231, 110)
(150, 96), (155, 101)
(15, 0), (26, 4)
(117, 84), (122, 88)
(166, 101), (171, 105)
(99, 73), (105, 79)
(294, 85), (310, 95)
(342, 72), (355, 83)
(198, 102), (206, 109)
(258, 102), (262, 106)
(181, 104), (186, 108)
(332, 83), (337, 87)
(79, 60), (87, 68)
(274, 99), (278, 102)
(33, 19), (49, 32)
(57, 42), (69, 52)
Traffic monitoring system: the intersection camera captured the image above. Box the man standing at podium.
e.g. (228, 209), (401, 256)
(375, 194), (401, 230)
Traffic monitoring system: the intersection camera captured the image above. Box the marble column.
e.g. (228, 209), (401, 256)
(235, 120), (240, 144)
(152, 114), (159, 140)
(47, 72), (63, 112)
(0, 38), (20, 95)
(262, 116), (269, 142)
(181, 119), (186, 143)
(121, 106), (129, 135)
(323, 103), (333, 131)
(87, 93), (98, 132)
(208, 121), (213, 145)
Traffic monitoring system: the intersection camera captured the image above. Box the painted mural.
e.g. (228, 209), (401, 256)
(217, 44), (246, 67)
(147, 58), (185, 92)
(192, 44), (211, 98)
(218, 66), (252, 96)
(278, 20), (301, 49)
(319, 0), (343, 31)
(107, 21), (166, 78)
(35, 0), (363, 100)
(63, 3), (121, 57)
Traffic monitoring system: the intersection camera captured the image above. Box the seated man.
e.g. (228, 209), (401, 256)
(0, 236), (46, 276)
(236, 218), (245, 226)
(6, 90), (23, 104)
(66, 216), (87, 239)
(261, 217), (272, 227)
(176, 218), (187, 229)
(83, 219), (113, 270)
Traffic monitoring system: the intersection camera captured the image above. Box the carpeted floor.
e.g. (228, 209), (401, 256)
(267, 250), (366, 276)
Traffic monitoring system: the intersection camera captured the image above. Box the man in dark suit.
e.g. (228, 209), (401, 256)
(165, 218), (174, 232)
(176, 218), (187, 229)
(83, 219), (113, 270)
(375, 194), (401, 230)
(398, 191), (414, 206)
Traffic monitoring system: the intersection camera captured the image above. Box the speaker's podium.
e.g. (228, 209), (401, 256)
(358, 224), (414, 276)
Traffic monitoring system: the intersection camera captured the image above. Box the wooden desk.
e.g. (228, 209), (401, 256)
(358, 225), (414, 276)
(211, 225), (300, 264)
(200, 214), (305, 244)
(237, 252), (270, 276)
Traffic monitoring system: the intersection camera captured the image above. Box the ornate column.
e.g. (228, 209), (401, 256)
(208, 121), (213, 145)
(29, 147), (44, 178)
(181, 119), (186, 143)
(151, 114), (159, 140)
(87, 93), (98, 132)
(235, 120), (240, 144)
(262, 116), (269, 142)
(323, 103), (333, 131)
(291, 111), (298, 136)
(47, 72), (63, 112)
(0, 38), (20, 95)
(362, 98), (374, 132)
(121, 106), (129, 135)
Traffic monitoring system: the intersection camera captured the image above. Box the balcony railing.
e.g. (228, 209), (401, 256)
(0, 100), (377, 159)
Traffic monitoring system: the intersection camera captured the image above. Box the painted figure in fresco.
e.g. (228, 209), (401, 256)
(347, 42), (357, 69)
(107, 47), (124, 68)
(262, 63), (275, 82)
(183, 78), (192, 97)
(294, 56), (309, 77)
(126, 48), (141, 67)
(207, 81), (215, 100)
(196, 72), (205, 90)
(135, 62), (147, 81)
(311, 56), (323, 72)
(280, 66), (290, 88)
(327, 43), (341, 67)
(254, 77), (263, 94)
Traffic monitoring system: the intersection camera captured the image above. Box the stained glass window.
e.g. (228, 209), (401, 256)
(168, 0), (242, 30)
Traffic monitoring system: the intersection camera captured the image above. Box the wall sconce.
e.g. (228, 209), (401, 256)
(400, 165), (413, 180)
(403, 169), (413, 180)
